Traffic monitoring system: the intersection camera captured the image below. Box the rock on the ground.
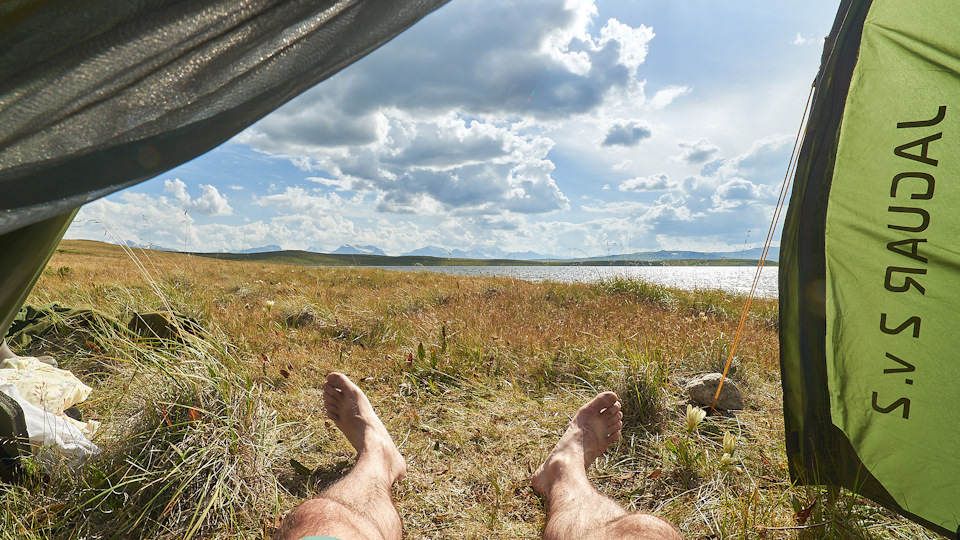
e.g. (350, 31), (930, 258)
(684, 373), (744, 411)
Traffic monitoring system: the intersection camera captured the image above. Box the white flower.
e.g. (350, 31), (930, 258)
(719, 452), (741, 473)
(723, 431), (736, 456)
(685, 404), (706, 432)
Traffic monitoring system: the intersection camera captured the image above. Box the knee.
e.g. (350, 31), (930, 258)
(607, 513), (682, 540)
(295, 496), (347, 516)
(274, 498), (359, 540)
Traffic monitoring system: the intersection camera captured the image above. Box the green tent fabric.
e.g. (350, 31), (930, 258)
(780, 0), (960, 536)
(4, 303), (126, 350)
(0, 212), (77, 348)
(5, 303), (211, 349)
(0, 0), (450, 235)
(0, 0), (449, 338)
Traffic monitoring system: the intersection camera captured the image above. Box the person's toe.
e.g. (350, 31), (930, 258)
(600, 403), (621, 419)
(595, 392), (618, 408)
(326, 372), (352, 389)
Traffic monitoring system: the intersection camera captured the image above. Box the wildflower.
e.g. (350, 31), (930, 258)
(685, 404), (706, 432)
(723, 431), (736, 456)
(264, 300), (275, 312)
(719, 452), (741, 473)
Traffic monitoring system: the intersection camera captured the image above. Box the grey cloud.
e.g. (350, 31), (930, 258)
(234, 0), (644, 226)
(399, 165), (508, 208)
(602, 121), (653, 147)
(676, 138), (720, 164)
(383, 121), (510, 169)
(321, 116), (569, 216)
(253, 0), (650, 132)
(251, 96), (385, 149)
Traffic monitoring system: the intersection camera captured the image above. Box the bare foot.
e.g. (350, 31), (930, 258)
(323, 372), (406, 482)
(532, 392), (623, 497)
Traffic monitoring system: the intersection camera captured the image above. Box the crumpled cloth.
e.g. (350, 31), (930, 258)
(0, 384), (99, 460)
(0, 356), (100, 442)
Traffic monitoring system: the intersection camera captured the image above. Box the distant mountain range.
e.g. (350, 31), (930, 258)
(330, 244), (387, 256)
(567, 247), (779, 263)
(121, 240), (778, 262)
(236, 244), (282, 254)
(402, 245), (546, 260)
(122, 240), (176, 252)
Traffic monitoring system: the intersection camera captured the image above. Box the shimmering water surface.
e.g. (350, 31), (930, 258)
(376, 265), (778, 298)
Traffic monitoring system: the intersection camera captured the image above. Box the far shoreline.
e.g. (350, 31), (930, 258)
(190, 250), (777, 268)
(56, 239), (778, 268)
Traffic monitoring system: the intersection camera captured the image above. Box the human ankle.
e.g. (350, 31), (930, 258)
(357, 441), (406, 481)
(534, 452), (585, 497)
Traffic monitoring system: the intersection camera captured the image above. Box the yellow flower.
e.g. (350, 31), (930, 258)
(723, 431), (736, 456)
(685, 404), (706, 432)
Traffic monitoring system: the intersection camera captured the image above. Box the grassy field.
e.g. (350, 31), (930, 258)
(0, 240), (935, 539)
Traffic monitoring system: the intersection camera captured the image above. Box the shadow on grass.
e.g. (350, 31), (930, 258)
(278, 458), (355, 498)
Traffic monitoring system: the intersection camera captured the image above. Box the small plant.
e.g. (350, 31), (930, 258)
(664, 436), (704, 489)
(685, 404), (706, 432)
(719, 429), (741, 473)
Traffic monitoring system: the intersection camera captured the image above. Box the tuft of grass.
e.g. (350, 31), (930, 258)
(4, 317), (288, 540)
(614, 349), (669, 433)
(597, 276), (676, 309)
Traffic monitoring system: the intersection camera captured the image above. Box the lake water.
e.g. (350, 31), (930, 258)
(376, 265), (779, 298)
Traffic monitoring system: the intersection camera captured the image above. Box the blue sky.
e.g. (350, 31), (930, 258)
(67, 0), (839, 257)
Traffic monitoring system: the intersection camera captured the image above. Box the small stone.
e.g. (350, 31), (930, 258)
(284, 306), (318, 327)
(684, 373), (744, 411)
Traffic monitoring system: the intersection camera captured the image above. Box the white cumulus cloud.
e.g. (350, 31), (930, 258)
(163, 179), (233, 216)
(618, 173), (674, 192)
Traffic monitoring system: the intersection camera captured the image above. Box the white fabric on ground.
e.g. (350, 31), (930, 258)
(0, 383), (99, 459)
(0, 356), (92, 417)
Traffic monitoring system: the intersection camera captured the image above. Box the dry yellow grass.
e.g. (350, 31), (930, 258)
(0, 239), (937, 539)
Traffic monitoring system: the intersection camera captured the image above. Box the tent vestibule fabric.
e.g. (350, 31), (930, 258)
(0, 212), (77, 340)
(0, 0), (450, 337)
(780, 0), (960, 536)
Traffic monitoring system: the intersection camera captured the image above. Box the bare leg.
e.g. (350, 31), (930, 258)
(532, 392), (680, 540)
(275, 372), (407, 540)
